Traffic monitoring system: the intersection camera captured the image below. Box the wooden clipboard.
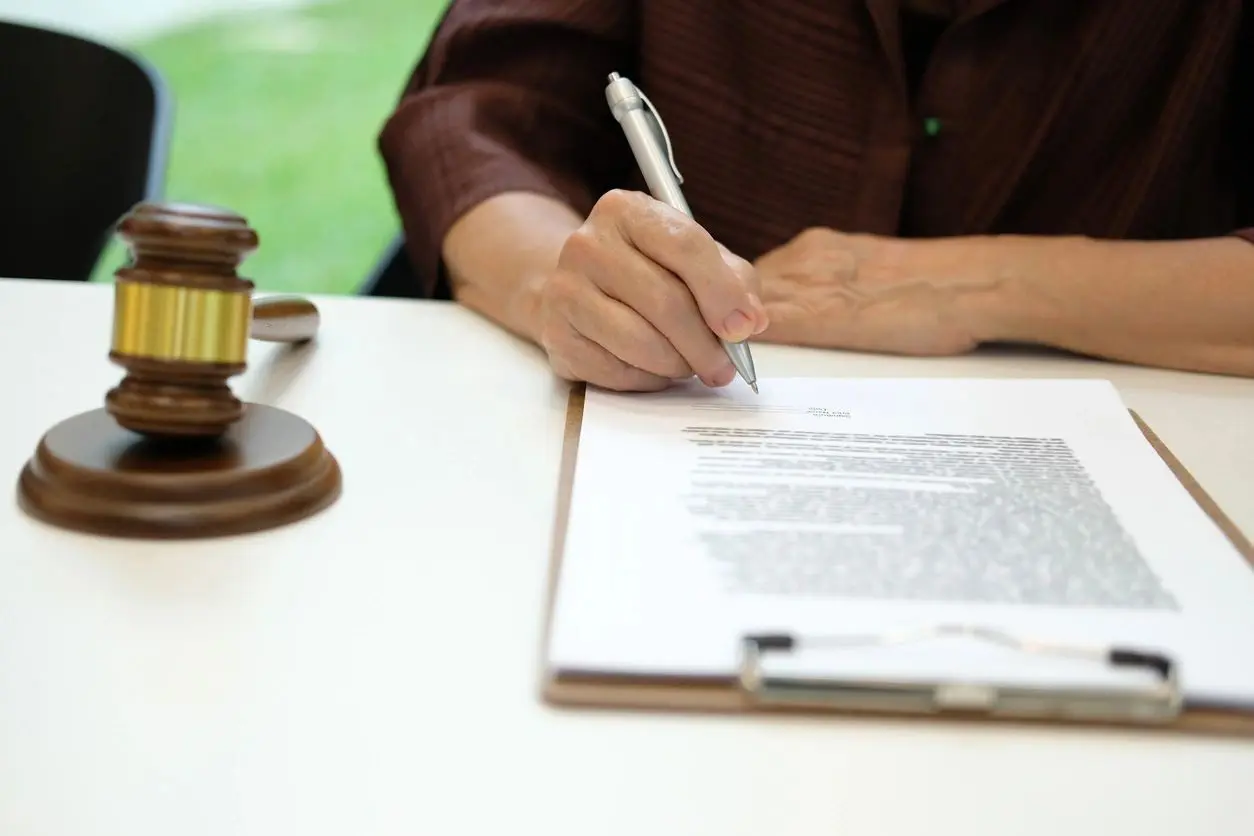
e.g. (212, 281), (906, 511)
(540, 384), (1254, 737)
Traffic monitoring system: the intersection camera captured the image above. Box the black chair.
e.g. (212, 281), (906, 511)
(0, 20), (172, 281)
(359, 232), (451, 300)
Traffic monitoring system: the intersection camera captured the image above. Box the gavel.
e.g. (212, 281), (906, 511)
(105, 202), (321, 437)
(17, 201), (341, 539)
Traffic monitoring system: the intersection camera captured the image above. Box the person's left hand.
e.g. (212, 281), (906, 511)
(752, 227), (999, 355)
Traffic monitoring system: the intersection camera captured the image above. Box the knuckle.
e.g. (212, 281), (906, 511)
(558, 227), (600, 268)
(796, 226), (836, 249)
(593, 188), (637, 219)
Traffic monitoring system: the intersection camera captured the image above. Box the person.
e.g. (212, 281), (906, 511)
(379, 0), (1254, 391)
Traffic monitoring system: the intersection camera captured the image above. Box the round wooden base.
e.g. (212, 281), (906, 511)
(17, 404), (341, 539)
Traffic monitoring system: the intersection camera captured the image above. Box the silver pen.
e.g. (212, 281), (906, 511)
(605, 72), (759, 394)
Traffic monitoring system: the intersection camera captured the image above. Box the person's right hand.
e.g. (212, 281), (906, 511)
(536, 189), (768, 391)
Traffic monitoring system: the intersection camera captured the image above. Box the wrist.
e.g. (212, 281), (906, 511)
(441, 192), (582, 345)
(507, 270), (550, 345)
(897, 234), (1019, 344)
(913, 233), (1095, 346)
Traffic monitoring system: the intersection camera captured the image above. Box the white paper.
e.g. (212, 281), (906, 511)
(546, 378), (1254, 707)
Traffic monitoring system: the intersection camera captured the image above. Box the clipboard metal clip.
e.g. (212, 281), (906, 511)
(738, 625), (1184, 724)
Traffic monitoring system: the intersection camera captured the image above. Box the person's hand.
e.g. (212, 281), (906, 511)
(537, 189), (769, 391)
(753, 228), (998, 355)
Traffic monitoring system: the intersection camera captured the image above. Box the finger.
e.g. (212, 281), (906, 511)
(716, 244), (768, 335)
(562, 284), (694, 380)
(546, 320), (673, 392)
(594, 190), (766, 341)
(571, 232), (736, 385)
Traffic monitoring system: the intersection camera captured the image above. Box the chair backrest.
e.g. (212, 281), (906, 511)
(0, 20), (172, 281)
(359, 233), (451, 300)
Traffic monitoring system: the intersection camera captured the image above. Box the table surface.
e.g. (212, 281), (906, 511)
(1, 277), (1252, 836)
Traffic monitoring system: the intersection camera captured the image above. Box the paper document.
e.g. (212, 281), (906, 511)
(546, 378), (1254, 707)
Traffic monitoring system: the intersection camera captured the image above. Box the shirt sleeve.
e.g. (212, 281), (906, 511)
(1231, 18), (1254, 247)
(378, 0), (637, 297)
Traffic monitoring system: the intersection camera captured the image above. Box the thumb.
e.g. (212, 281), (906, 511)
(716, 243), (768, 338)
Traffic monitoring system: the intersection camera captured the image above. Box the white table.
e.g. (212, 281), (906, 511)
(1, 277), (1251, 836)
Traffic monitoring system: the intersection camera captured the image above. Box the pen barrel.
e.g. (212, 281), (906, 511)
(618, 108), (691, 216)
(723, 338), (756, 377)
(606, 72), (758, 389)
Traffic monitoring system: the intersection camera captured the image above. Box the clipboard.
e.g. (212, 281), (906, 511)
(540, 384), (1254, 737)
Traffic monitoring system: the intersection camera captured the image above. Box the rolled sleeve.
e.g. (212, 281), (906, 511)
(378, 0), (636, 297)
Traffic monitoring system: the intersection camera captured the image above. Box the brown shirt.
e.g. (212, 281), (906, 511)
(379, 0), (1254, 298)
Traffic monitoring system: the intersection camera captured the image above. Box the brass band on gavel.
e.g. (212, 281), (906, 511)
(110, 279), (253, 366)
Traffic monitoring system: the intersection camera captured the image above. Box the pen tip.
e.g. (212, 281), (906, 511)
(749, 381), (759, 394)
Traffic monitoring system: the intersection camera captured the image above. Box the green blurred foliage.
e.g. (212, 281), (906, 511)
(93, 0), (449, 294)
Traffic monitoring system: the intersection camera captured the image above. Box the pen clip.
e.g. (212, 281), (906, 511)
(638, 91), (684, 185)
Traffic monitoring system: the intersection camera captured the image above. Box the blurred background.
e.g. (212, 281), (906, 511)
(1, 0), (449, 294)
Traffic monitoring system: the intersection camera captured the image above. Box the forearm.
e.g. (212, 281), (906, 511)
(378, 0), (634, 302)
(956, 234), (1254, 377)
(441, 192), (583, 344)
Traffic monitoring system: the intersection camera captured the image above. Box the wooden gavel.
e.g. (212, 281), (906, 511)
(16, 200), (342, 540)
(105, 202), (322, 437)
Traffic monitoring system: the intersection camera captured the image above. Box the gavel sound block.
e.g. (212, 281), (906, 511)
(16, 202), (342, 539)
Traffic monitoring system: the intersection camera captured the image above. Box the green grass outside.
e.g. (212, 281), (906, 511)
(92, 0), (450, 294)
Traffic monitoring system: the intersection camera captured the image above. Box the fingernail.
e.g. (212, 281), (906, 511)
(723, 310), (753, 341)
(699, 365), (735, 388)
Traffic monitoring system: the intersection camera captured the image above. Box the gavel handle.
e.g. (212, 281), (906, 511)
(250, 296), (320, 343)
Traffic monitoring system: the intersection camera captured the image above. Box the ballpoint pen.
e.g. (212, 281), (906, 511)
(604, 72), (759, 394)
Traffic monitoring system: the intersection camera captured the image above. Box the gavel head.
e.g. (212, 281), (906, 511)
(105, 202), (259, 438)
